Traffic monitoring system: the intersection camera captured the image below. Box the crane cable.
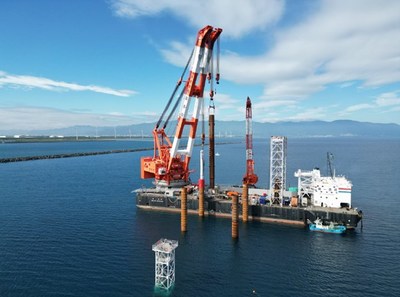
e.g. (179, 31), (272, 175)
(156, 49), (194, 129)
(216, 37), (220, 85)
(209, 52), (214, 99)
(209, 39), (217, 110)
(164, 88), (184, 130)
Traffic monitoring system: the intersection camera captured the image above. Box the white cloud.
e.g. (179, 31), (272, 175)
(110, 0), (284, 38)
(0, 71), (136, 97)
(108, 111), (126, 116)
(227, 0), (399, 96)
(157, 0), (400, 105)
(339, 90), (400, 116)
(212, 93), (240, 110)
(253, 99), (296, 109)
(375, 91), (400, 106)
(130, 111), (159, 122)
(251, 99), (297, 122)
(132, 111), (158, 117)
(339, 82), (356, 88)
(341, 103), (375, 114)
(266, 107), (329, 123)
(160, 41), (193, 68)
(0, 106), (151, 131)
(388, 106), (400, 112)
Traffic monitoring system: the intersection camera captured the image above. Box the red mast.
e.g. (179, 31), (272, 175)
(243, 97), (258, 186)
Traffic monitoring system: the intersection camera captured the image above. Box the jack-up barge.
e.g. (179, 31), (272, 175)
(134, 25), (363, 230)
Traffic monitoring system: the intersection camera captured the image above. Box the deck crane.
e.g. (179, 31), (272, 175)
(243, 97), (258, 186)
(140, 25), (222, 187)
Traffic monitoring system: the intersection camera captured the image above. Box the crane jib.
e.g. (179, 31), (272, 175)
(140, 25), (222, 185)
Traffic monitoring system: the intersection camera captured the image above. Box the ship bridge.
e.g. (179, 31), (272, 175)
(295, 168), (352, 208)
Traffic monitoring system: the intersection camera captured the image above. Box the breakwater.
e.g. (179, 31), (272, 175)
(0, 148), (152, 163)
(1, 141), (238, 163)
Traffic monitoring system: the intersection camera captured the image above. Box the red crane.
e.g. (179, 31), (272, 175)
(140, 25), (222, 187)
(243, 97), (258, 186)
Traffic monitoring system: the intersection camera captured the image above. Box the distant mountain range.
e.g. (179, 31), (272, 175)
(2, 120), (399, 138)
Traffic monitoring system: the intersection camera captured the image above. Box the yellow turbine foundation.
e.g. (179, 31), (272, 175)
(181, 187), (187, 232)
(232, 194), (239, 239)
(199, 187), (204, 217)
(242, 184), (249, 222)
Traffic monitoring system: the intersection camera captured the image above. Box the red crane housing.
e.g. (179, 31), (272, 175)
(243, 97), (258, 186)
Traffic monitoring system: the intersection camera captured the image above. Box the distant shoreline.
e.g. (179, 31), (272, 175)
(0, 140), (239, 163)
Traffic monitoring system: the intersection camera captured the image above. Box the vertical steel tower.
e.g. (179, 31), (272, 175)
(269, 136), (287, 206)
(243, 97), (258, 186)
(152, 238), (179, 291)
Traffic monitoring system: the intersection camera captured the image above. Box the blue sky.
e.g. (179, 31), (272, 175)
(0, 0), (399, 131)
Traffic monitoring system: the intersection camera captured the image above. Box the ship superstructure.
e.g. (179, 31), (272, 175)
(295, 168), (352, 208)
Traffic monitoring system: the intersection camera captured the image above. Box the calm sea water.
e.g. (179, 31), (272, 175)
(1, 138), (399, 297)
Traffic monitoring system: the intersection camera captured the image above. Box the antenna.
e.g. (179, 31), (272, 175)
(327, 152), (335, 178)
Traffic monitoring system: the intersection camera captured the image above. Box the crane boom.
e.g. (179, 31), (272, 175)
(243, 97), (258, 185)
(140, 25), (222, 187)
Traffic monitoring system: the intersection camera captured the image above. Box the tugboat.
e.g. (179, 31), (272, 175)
(309, 218), (347, 234)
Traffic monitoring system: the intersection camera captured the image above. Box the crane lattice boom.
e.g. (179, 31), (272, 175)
(140, 25), (222, 187)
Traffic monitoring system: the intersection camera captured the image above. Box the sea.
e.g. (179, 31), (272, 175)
(1, 137), (399, 297)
